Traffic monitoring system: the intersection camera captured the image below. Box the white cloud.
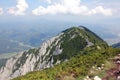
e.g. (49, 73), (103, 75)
(88, 6), (112, 16)
(32, 0), (112, 16)
(8, 0), (28, 15)
(0, 8), (3, 15)
(32, 0), (88, 15)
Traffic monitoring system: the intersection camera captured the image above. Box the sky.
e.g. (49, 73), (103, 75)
(0, 0), (119, 25)
(0, 0), (120, 22)
(0, 0), (119, 17)
(0, 0), (120, 44)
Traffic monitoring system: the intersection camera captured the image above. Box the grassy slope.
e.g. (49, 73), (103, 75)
(12, 47), (120, 80)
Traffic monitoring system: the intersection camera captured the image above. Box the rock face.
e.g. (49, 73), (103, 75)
(0, 26), (107, 80)
(0, 34), (62, 80)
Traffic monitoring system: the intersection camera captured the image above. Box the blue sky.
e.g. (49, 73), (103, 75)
(0, 0), (120, 44)
(0, 0), (119, 16)
(0, 0), (119, 27)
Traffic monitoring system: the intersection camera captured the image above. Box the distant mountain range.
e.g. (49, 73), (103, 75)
(112, 42), (120, 48)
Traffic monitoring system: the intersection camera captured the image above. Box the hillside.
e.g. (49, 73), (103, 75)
(0, 26), (108, 80)
(13, 48), (120, 80)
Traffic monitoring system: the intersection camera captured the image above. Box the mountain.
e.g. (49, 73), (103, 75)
(13, 47), (120, 80)
(112, 42), (120, 48)
(0, 26), (108, 80)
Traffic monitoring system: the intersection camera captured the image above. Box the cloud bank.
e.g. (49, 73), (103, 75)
(8, 0), (28, 15)
(32, 0), (112, 16)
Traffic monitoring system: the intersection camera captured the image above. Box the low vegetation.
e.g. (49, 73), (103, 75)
(12, 47), (120, 80)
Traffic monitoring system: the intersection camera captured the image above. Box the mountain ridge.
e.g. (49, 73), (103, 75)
(0, 26), (108, 80)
